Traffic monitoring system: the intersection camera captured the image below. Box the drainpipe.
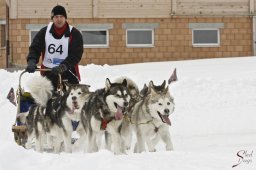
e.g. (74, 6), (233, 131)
(6, 3), (10, 68)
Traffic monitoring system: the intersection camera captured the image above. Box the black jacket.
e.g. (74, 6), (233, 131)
(27, 22), (84, 89)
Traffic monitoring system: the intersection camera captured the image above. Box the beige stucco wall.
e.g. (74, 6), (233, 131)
(8, 17), (252, 67)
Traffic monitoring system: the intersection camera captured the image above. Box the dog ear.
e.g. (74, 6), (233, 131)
(148, 81), (157, 95)
(63, 81), (71, 91)
(164, 85), (169, 94)
(148, 80), (154, 89)
(105, 78), (111, 91)
(122, 79), (127, 87)
(79, 84), (91, 92)
(161, 80), (166, 89)
(85, 84), (91, 88)
(140, 83), (149, 97)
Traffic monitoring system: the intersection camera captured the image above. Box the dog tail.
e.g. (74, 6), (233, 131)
(27, 76), (54, 107)
(16, 112), (29, 125)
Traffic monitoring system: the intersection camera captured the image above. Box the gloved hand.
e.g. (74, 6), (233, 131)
(25, 60), (37, 73)
(51, 64), (67, 75)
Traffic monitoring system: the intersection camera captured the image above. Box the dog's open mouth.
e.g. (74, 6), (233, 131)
(68, 101), (79, 115)
(72, 101), (79, 110)
(157, 112), (171, 126)
(114, 103), (124, 120)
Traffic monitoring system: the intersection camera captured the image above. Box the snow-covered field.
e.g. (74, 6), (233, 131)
(0, 57), (255, 170)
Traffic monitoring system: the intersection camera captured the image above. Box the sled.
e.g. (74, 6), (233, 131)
(11, 69), (63, 147)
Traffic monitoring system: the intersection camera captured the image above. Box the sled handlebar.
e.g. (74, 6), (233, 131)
(16, 69), (63, 114)
(19, 69), (52, 87)
(19, 69), (63, 91)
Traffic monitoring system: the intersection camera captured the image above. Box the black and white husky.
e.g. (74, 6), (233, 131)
(131, 80), (175, 153)
(18, 76), (90, 153)
(81, 78), (131, 154)
(113, 77), (141, 151)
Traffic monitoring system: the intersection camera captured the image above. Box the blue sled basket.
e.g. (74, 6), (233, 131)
(17, 92), (35, 126)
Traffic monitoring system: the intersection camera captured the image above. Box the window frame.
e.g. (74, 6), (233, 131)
(81, 29), (109, 48)
(29, 29), (40, 45)
(126, 29), (154, 48)
(192, 28), (220, 47)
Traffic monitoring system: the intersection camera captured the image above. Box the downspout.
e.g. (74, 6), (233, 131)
(92, 0), (94, 18)
(6, 3), (10, 68)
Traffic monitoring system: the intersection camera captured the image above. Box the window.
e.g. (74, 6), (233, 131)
(192, 29), (220, 47)
(123, 23), (158, 48)
(126, 29), (154, 47)
(1, 24), (6, 48)
(76, 24), (113, 48)
(81, 30), (108, 48)
(189, 23), (223, 47)
(26, 24), (46, 45)
(29, 30), (39, 45)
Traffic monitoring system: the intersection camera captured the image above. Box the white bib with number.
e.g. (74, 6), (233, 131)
(43, 22), (73, 68)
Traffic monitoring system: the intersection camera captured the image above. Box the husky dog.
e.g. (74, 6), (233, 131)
(18, 76), (90, 153)
(113, 76), (141, 113)
(112, 77), (141, 150)
(81, 78), (131, 154)
(132, 80), (175, 153)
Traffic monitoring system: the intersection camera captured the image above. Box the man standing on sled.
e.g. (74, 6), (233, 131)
(25, 5), (84, 90)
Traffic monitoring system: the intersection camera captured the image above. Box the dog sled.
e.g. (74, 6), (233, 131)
(9, 69), (63, 147)
(8, 66), (178, 153)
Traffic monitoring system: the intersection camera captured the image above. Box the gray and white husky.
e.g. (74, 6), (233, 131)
(131, 80), (175, 153)
(18, 76), (90, 153)
(81, 78), (131, 154)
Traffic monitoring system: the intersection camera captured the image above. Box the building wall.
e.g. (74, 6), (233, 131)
(0, 0), (6, 68)
(9, 0), (256, 19)
(0, 0), (6, 18)
(14, 0), (92, 18)
(2, 0), (254, 68)
(0, 24), (6, 68)
(9, 17), (252, 66)
(175, 0), (251, 16)
(0, 48), (6, 68)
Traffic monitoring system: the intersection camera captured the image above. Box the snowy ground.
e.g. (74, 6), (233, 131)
(0, 57), (255, 170)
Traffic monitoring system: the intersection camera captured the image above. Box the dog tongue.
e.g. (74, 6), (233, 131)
(162, 115), (171, 126)
(115, 106), (123, 120)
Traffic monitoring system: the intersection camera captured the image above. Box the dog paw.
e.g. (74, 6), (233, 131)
(25, 143), (32, 149)
(114, 151), (123, 155)
(166, 146), (174, 151)
(149, 148), (156, 152)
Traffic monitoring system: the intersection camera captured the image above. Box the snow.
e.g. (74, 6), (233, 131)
(0, 57), (255, 170)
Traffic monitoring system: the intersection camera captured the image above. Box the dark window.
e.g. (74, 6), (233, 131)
(1, 25), (6, 47)
(30, 30), (39, 45)
(82, 30), (108, 47)
(193, 29), (219, 46)
(127, 30), (153, 47)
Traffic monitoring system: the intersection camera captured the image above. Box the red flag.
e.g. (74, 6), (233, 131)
(7, 87), (16, 106)
(168, 68), (177, 85)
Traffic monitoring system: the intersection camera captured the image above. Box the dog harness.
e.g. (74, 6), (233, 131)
(71, 120), (79, 131)
(99, 109), (115, 130)
(100, 119), (110, 130)
(124, 115), (153, 125)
